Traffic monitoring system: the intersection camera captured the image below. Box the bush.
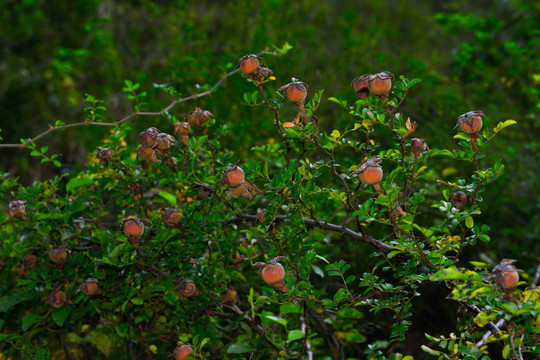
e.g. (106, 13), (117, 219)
(0, 48), (538, 359)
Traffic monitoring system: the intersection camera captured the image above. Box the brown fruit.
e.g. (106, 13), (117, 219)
(248, 66), (273, 84)
(351, 75), (371, 100)
(279, 81), (308, 104)
(162, 206), (181, 226)
(178, 280), (197, 299)
(80, 278), (99, 296)
(368, 72), (394, 96)
(282, 122), (297, 128)
(411, 138), (428, 158)
(139, 127), (160, 147)
(222, 164), (245, 187)
(173, 342), (193, 360)
(195, 183), (213, 199)
(222, 288), (238, 304)
(122, 216), (145, 240)
(502, 270), (519, 290)
(456, 110), (485, 134)
(356, 159), (383, 185)
(96, 146), (113, 164)
(184, 108), (214, 128)
(230, 250), (244, 266)
(48, 289), (68, 308)
(47, 246), (68, 265)
(260, 262), (285, 285)
(460, 117), (483, 134)
(238, 54), (261, 75)
(174, 122), (191, 136)
(450, 191), (467, 210)
(488, 259), (521, 291)
(8, 200), (27, 220)
(154, 133), (176, 151)
(137, 145), (158, 162)
(228, 183), (250, 198)
(23, 254), (38, 269)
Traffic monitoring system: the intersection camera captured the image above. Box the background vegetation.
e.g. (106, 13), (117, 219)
(0, 0), (539, 359)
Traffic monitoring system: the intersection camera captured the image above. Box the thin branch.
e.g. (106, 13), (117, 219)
(221, 214), (392, 252)
(467, 303), (501, 335)
(0, 50), (279, 149)
(218, 303), (281, 352)
(475, 319), (505, 348)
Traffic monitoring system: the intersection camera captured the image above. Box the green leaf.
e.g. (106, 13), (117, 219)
(95, 333), (111, 357)
(429, 149), (455, 158)
(280, 303), (300, 314)
(406, 78), (421, 88)
(131, 298), (144, 305)
(158, 191), (177, 205)
(109, 243), (129, 258)
(430, 266), (483, 282)
(374, 195), (390, 207)
(52, 306), (71, 326)
(454, 133), (469, 140)
(66, 177), (94, 192)
(493, 120), (517, 134)
(421, 345), (446, 356)
(0, 291), (35, 312)
(500, 302), (518, 314)
(465, 216), (474, 228)
(21, 314), (41, 331)
(288, 329), (304, 342)
(502, 344), (511, 359)
(227, 343), (253, 354)
(330, 130), (340, 138)
(474, 311), (497, 327)
(328, 97), (346, 107)
(262, 314), (287, 327)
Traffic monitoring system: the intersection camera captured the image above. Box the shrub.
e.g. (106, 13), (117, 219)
(0, 48), (537, 360)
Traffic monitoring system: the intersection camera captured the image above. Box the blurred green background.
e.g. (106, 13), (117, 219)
(0, 0), (539, 286)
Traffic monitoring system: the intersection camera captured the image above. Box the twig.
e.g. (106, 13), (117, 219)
(221, 214), (392, 252)
(466, 304), (501, 335)
(0, 50), (279, 149)
(218, 303), (281, 352)
(474, 318), (505, 348)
